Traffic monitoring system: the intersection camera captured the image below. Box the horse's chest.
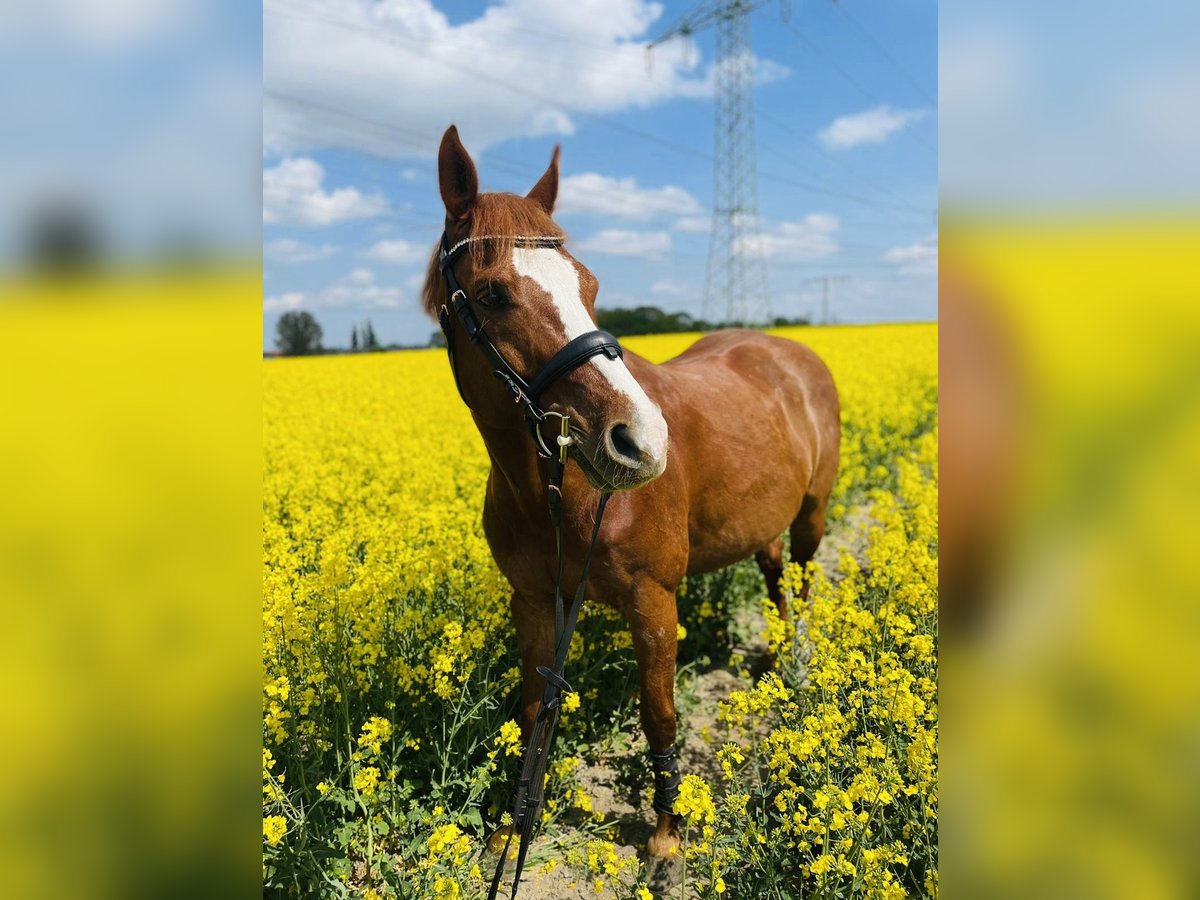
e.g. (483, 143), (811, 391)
(481, 498), (557, 593)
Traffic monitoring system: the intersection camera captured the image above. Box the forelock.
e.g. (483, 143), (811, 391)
(421, 192), (567, 319)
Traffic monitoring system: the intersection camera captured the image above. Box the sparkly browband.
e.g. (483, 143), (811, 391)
(442, 234), (565, 260)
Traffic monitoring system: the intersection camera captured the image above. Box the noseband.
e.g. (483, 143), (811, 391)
(436, 232), (623, 459)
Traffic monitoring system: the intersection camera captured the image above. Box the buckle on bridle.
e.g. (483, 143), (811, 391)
(531, 412), (572, 461)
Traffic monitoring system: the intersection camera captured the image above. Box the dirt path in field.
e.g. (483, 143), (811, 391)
(493, 508), (873, 900)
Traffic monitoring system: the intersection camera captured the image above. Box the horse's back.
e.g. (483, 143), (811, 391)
(660, 329), (839, 433)
(629, 329), (841, 573)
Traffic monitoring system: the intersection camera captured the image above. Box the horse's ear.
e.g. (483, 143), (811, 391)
(438, 125), (478, 223)
(526, 145), (560, 214)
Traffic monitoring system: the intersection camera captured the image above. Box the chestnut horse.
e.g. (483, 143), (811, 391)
(423, 126), (840, 859)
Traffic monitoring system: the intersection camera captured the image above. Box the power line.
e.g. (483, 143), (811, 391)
(265, 1), (933, 221)
(758, 109), (929, 212)
(264, 5), (934, 287)
(782, 20), (934, 154)
(831, 1), (936, 107)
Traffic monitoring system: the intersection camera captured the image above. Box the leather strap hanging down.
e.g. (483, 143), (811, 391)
(437, 231), (619, 899)
(487, 485), (612, 900)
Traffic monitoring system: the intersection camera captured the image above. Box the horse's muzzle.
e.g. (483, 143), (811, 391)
(578, 415), (667, 491)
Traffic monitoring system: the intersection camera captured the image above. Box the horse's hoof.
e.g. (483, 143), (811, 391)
(487, 824), (518, 856)
(646, 814), (682, 858)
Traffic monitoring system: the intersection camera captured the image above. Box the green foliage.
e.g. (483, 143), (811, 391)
(596, 305), (697, 337)
(596, 304), (812, 338)
(276, 311), (324, 356)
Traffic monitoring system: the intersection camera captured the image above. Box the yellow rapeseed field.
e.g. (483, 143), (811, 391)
(263, 323), (937, 898)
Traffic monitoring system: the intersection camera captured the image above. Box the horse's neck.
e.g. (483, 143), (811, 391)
(473, 416), (544, 508)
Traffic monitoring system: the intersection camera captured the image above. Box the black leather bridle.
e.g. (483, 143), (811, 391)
(437, 232), (624, 459)
(436, 231), (626, 898)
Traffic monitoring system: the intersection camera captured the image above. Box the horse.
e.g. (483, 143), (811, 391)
(422, 125), (840, 860)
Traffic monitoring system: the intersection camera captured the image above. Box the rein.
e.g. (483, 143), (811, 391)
(436, 232), (617, 898)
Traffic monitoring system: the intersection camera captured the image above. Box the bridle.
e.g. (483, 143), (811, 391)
(436, 230), (622, 898)
(436, 232), (623, 459)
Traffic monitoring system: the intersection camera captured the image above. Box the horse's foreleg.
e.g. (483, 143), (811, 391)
(488, 591), (556, 855)
(630, 581), (683, 858)
(510, 591), (556, 741)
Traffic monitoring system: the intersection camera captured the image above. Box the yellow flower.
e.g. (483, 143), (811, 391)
(676, 623), (688, 641)
(717, 743), (745, 781)
(263, 815), (287, 846)
(562, 691), (581, 713)
(352, 766), (380, 796)
(431, 874), (461, 900)
(427, 824), (471, 868)
(357, 716), (393, 756)
(809, 854), (834, 875)
(673, 774), (716, 826)
(714, 876), (727, 894)
(495, 719), (523, 756)
(638, 887), (654, 900)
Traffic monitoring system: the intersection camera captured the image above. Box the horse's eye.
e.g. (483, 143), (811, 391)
(475, 283), (509, 309)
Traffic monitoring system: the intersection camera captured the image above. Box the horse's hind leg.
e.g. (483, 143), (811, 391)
(789, 493), (828, 609)
(755, 537), (786, 618)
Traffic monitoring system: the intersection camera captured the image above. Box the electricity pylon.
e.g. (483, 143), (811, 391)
(650, 0), (776, 326)
(801, 274), (849, 324)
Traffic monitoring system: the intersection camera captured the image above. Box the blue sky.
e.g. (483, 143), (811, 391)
(263, 0), (937, 350)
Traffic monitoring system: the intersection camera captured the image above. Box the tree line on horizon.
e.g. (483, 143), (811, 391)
(273, 313), (395, 356)
(273, 306), (813, 357)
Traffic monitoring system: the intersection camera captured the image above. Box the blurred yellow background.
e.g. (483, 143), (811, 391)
(941, 220), (1200, 897)
(0, 271), (262, 899)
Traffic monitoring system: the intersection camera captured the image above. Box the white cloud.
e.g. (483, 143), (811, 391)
(263, 0), (786, 157)
(557, 173), (702, 220)
(362, 238), (426, 265)
(672, 216), (712, 233)
(576, 228), (671, 259)
(263, 157), (388, 227)
(746, 214), (840, 261)
(262, 268), (412, 313)
(818, 105), (926, 151)
(882, 234), (938, 275)
(265, 237), (340, 263)
(264, 291), (306, 312)
(321, 268), (405, 309)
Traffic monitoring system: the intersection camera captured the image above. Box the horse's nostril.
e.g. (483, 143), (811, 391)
(608, 423), (642, 463)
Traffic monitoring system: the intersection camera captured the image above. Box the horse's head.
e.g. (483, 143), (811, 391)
(423, 126), (668, 491)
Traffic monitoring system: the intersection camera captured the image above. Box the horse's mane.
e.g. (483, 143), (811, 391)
(421, 193), (565, 318)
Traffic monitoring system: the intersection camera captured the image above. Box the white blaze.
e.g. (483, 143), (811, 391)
(512, 247), (668, 466)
